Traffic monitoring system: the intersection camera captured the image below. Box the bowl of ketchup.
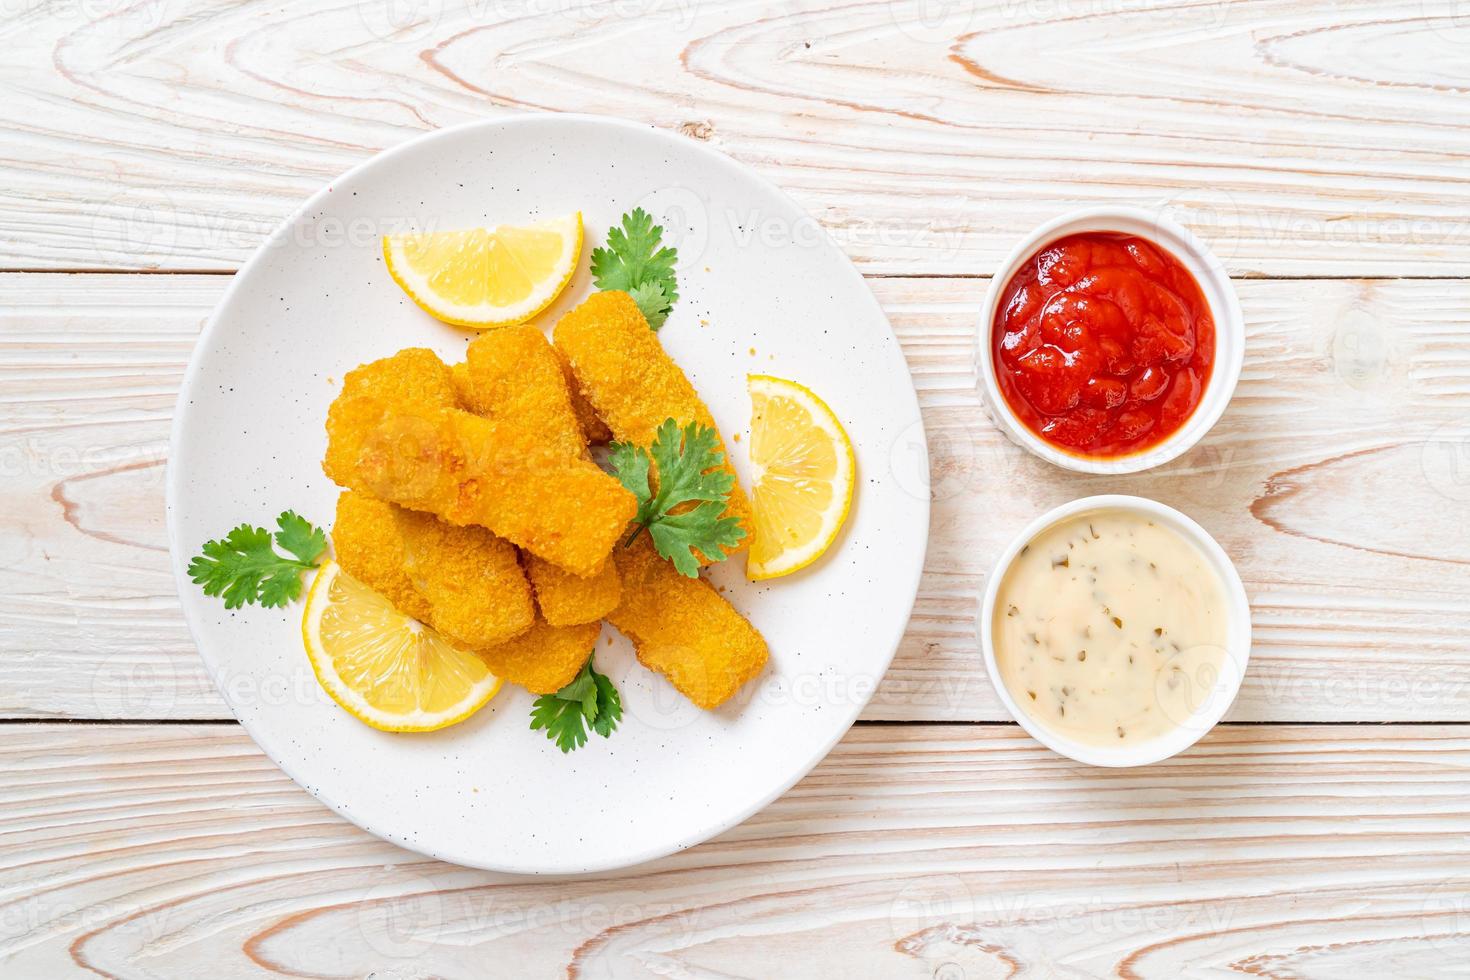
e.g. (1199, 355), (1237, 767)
(977, 207), (1244, 473)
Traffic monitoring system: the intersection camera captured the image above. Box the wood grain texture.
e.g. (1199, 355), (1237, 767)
(7, 0), (1470, 274)
(5, 272), (1468, 721)
(1, 722), (1467, 977)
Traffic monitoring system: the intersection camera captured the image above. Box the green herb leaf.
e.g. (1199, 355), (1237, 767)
(648, 500), (748, 578)
(626, 280), (673, 329)
(591, 208), (679, 329)
(590, 672), (622, 738)
(610, 418), (747, 575)
(647, 418), (735, 514)
(275, 510), (328, 565)
(529, 654), (622, 754)
(188, 512), (327, 610)
(608, 439), (653, 501)
(529, 695), (588, 753)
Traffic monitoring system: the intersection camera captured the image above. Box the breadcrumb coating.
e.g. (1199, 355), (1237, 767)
(333, 490), (535, 648)
(608, 537), (768, 709)
(332, 491), (432, 623)
(460, 326), (624, 616)
(393, 507), (535, 648)
(524, 553), (621, 626)
(453, 344), (610, 445)
(555, 345), (613, 445)
(552, 291), (752, 560)
(323, 348), (635, 575)
(336, 346), (459, 407)
(464, 324), (586, 457)
(448, 360), (475, 413)
(478, 617), (601, 695)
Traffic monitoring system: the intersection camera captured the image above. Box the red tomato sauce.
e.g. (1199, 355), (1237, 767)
(991, 232), (1215, 458)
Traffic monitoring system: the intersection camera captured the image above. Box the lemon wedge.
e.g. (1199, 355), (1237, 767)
(382, 213), (582, 328)
(746, 375), (855, 580)
(302, 560), (502, 732)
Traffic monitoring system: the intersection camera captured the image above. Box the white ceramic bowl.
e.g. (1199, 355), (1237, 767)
(975, 206), (1244, 474)
(980, 495), (1251, 767)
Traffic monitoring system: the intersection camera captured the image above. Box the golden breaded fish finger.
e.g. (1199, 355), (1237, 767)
(335, 346), (460, 407)
(448, 327), (609, 449)
(464, 324), (585, 457)
(554, 345), (612, 445)
(332, 491), (432, 623)
(461, 326), (624, 617)
(479, 617), (601, 695)
(524, 554), (621, 626)
(608, 538), (768, 709)
(393, 507), (535, 648)
(552, 291), (752, 557)
(448, 361), (475, 413)
(461, 326), (629, 620)
(334, 491), (534, 648)
(323, 350), (636, 575)
(453, 351), (611, 452)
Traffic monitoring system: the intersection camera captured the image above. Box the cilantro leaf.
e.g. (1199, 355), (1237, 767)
(275, 510), (328, 565)
(610, 418), (747, 575)
(529, 654), (622, 754)
(557, 666), (600, 723)
(627, 280), (674, 329)
(648, 418), (735, 514)
(590, 672), (622, 738)
(608, 440), (652, 501)
(647, 500), (748, 578)
(529, 695), (589, 753)
(591, 208), (679, 329)
(188, 512), (327, 610)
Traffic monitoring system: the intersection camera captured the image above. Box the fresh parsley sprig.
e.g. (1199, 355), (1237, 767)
(529, 654), (622, 753)
(591, 208), (679, 329)
(188, 511), (328, 610)
(609, 418), (747, 577)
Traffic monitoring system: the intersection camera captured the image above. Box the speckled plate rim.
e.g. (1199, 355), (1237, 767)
(164, 114), (930, 875)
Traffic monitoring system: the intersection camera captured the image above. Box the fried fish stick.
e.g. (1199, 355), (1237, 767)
(464, 324), (591, 457)
(552, 291), (752, 558)
(608, 538), (768, 709)
(455, 345), (610, 446)
(555, 346), (612, 445)
(460, 326), (623, 620)
(448, 360), (476, 415)
(323, 349), (635, 576)
(524, 556), (621, 626)
(332, 491), (534, 648)
(393, 507), (534, 648)
(478, 617), (601, 695)
(334, 345), (459, 408)
(332, 490), (432, 623)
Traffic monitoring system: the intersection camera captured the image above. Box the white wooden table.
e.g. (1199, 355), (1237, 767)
(5, 1), (1470, 976)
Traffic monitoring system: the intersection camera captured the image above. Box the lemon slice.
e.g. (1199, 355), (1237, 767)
(746, 375), (855, 580)
(302, 560), (502, 732)
(383, 213), (582, 329)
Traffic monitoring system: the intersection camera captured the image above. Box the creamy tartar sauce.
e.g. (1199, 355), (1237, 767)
(993, 510), (1227, 746)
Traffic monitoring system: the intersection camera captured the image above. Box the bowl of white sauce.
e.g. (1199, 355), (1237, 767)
(981, 495), (1251, 767)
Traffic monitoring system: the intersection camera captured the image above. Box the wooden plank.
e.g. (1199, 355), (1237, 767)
(0, 275), (211, 718)
(6, 0), (1470, 274)
(4, 273), (1469, 721)
(1, 722), (1467, 976)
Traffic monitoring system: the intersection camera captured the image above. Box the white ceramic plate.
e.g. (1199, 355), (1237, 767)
(167, 115), (929, 874)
